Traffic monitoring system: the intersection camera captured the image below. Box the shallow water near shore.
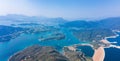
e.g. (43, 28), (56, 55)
(0, 28), (85, 61)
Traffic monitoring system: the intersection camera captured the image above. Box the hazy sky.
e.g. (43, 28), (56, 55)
(0, 0), (120, 20)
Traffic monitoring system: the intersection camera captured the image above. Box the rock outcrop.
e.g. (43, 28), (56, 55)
(9, 45), (69, 61)
(63, 46), (93, 61)
(9, 45), (93, 61)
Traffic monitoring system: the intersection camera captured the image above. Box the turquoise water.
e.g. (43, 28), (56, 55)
(0, 28), (82, 61)
(0, 34), (40, 61)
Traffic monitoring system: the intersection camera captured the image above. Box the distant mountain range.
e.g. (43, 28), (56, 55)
(1, 14), (120, 28)
(62, 17), (120, 30)
(0, 14), (67, 26)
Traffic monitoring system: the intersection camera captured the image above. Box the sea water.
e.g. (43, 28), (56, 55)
(0, 34), (40, 61)
(104, 33), (120, 61)
(104, 47), (120, 61)
(0, 28), (83, 61)
(76, 46), (94, 57)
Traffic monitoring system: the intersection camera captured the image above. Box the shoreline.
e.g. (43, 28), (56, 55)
(93, 31), (120, 61)
(8, 31), (120, 61)
(7, 45), (32, 61)
(73, 43), (94, 48)
(92, 39), (106, 61)
(93, 47), (105, 61)
(104, 31), (120, 49)
(105, 30), (120, 39)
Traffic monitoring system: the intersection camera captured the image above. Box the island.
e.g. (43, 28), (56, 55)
(39, 32), (65, 41)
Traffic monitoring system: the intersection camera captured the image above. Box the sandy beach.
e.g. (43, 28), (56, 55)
(93, 33), (120, 61)
(92, 39), (110, 61)
(92, 47), (105, 61)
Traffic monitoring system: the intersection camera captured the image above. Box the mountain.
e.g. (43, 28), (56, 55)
(9, 45), (69, 61)
(98, 17), (120, 30)
(62, 17), (120, 43)
(9, 45), (93, 61)
(0, 14), (67, 26)
(62, 17), (120, 30)
(61, 20), (97, 28)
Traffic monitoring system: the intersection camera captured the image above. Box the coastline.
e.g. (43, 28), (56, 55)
(92, 39), (110, 61)
(105, 30), (120, 39)
(93, 47), (105, 61)
(104, 31), (120, 49)
(92, 38), (116, 61)
(93, 31), (120, 61)
(7, 31), (120, 61)
(7, 46), (32, 61)
(73, 43), (94, 48)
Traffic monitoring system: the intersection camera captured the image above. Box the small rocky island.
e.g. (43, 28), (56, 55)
(39, 32), (65, 41)
(9, 45), (93, 61)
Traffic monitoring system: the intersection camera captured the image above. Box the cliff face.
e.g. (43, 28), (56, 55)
(9, 45), (93, 61)
(9, 45), (69, 61)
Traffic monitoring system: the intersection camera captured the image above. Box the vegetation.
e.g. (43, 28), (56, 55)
(9, 45), (69, 61)
(64, 46), (93, 61)
(62, 17), (120, 42)
(0, 25), (24, 42)
(9, 45), (93, 61)
(62, 17), (120, 30)
(72, 28), (115, 42)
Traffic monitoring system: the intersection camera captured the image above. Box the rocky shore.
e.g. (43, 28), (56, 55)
(9, 45), (69, 61)
(9, 45), (93, 61)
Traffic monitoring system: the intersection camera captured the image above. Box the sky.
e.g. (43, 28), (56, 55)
(0, 0), (120, 20)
